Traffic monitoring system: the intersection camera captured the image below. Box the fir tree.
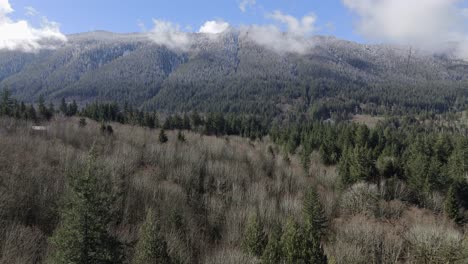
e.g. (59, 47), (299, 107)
(0, 88), (13, 116)
(68, 100), (78, 116)
(177, 131), (186, 143)
(281, 218), (304, 264)
(47, 147), (121, 264)
(338, 147), (353, 188)
(60, 98), (68, 115)
(242, 214), (267, 257)
(302, 187), (327, 238)
(302, 187), (328, 264)
(444, 185), (458, 220)
(38, 95), (51, 121)
(79, 118), (87, 127)
(159, 129), (168, 144)
(261, 223), (283, 264)
(132, 209), (172, 264)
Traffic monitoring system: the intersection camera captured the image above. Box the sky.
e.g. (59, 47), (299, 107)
(6, 0), (357, 39)
(1, 0), (468, 58)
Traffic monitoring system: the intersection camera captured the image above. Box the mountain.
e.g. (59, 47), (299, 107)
(1, 30), (467, 117)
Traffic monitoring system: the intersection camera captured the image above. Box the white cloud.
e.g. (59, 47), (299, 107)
(0, 0), (66, 52)
(146, 19), (192, 51)
(242, 11), (317, 54)
(239, 0), (256, 12)
(267, 11), (317, 36)
(0, 0), (13, 16)
(199, 20), (230, 34)
(343, 0), (468, 59)
(25, 6), (38, 17)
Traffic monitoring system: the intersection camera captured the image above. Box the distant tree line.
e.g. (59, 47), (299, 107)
(272, 119), (468, 220)
(0, 90), (269, 139)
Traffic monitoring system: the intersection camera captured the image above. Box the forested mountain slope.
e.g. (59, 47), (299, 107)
(1, 31), (467, 117)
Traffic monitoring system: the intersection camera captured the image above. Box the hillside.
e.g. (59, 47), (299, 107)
(1, 116), (467, 263)
(1, 31), (467, 118)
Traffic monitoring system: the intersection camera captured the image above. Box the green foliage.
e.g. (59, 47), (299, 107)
(242, 214), (267, 257)
(177, 131), (186, 143)
(444, 185), (458, 220)
(47, 147), (121, 264)
(281, 218), (304, 264)
(159, 129), (168, 144)
(302, 187), (328, 264)
(349, 146), (375, 183)
(79, 118), (87, 127)
(303, 187), (327, 238)
(132, 209), (172, 264)
(261, 224), (283, 264)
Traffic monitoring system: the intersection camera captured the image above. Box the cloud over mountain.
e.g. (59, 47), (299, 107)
(199, 20), (230, 34)
(343, 0), (468, 59)
(0, 0), (66, 52)
(147, 19), (192, 51)
(242, 11), (317, 54)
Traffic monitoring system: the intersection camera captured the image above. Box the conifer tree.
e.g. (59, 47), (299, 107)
(47, 147), (121, 264)
(261, 223), (283, 264)
(302, 187), (328, 264)
(60, 98), (68, 115)
(242, 214), (267, 257)
(349, 146), (374, 182)
(159, 129), (168, 144)
(132, 209), (172, 264)
(338, 147), (353, 188)
(281, 218), (304, 264)
(303, 187), (327, 238)
(0, 88), (13, 116)
(38, 95), (51, 121)
(444, 185), (458, 220)
(177, 131), (186, 142)
(68, 100), (78, 116)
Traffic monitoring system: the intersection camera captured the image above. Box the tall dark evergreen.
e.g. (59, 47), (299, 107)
(444, 185), (458, 220)
(47, 147), (121, 264)
(302, 187), (328, 264)
(242, 214), (267, 257)
(261, 223), (283, 264)
(281, 218), (304, 264)
(132, 209), (172, 264)
(60, 98), (68, 116)
(159, 129), (168, 144)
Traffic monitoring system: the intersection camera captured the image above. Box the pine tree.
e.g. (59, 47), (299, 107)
(338, 147), (353, 188)
(261, 223), (283, 264)
(79, 118), (87, 127)
(47, 147), (121, 264)
(302, 187), (328, 264)
(177, 131), (186, 142)
(242, 214), (267, 257)
(300, 148), (311, 174)
(132, 209), (172, 264)
(302, 187), (327, 238)
(159, 129), (168, 144)
(68, 100), (78, 116)
(60, 98), (68, 115)
(281, 218), (304, 264)
(0, 88), (13, 116)
(349, 146), (374, 182)
(38, 95), (51, 121)
(444, 185), (458, 220)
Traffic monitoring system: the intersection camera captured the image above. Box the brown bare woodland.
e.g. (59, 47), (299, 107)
(0, 117), (467, 263)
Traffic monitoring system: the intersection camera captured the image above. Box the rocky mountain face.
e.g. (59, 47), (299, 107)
(0, 31), (467, 115)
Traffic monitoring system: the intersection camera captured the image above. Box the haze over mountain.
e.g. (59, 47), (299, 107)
(0, 30), (467, 117)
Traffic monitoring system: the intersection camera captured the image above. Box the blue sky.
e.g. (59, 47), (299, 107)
(2, 0), (468, 58)
(7, 0), (360, 41)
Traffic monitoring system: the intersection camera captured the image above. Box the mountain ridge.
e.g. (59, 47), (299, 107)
(0, 31), (467, 117)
